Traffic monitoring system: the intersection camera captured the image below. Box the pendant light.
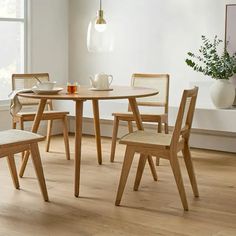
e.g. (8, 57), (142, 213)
(94, 0), (107, 32)
(87, 0), (113, 52)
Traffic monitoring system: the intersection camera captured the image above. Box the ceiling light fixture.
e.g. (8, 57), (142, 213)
(94, 0), (107, 32)
(87, 0), (113, 52)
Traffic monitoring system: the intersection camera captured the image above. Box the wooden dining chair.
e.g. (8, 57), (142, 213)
(110, 73), (170, 166)
(115, 87), (199, 210)
(0, 129), (49, 201)
(12, 73), (70, 160)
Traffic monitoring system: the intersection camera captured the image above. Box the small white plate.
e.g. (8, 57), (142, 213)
(89, 88), (113, 91)
(32, 87), (63, 95)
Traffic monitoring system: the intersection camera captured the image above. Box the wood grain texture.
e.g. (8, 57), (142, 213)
(92, 99), (102, 165)
(45, 120), (53, 152)
(115, 146), (135, 206)
(0, 135), (235, 236)
(110, 116), (119, 162)
(133, 154), (147, 191)
(110, 74), (169, 167)
(0, 129), (48, 201)
(12, 73), (70, 162)
(30, 143), (49, 202)
(19, 99), (47, 177)
(7, 154), (20, 189)
(116, 88), (199, 210)
(18, 87), (157, 197)
(18, 86), (159, 100)
(62, 116), (70, 160)
(128, 98), (158, 181)
(74, 100), (84, 197)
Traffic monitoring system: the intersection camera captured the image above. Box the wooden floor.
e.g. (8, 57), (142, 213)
(0, 134), (236, 236)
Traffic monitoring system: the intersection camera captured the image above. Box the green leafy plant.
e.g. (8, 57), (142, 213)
(185, 35), (236, 80)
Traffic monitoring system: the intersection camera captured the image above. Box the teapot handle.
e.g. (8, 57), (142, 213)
(108, 75), (113, 85)
(89, 76), (95, 87)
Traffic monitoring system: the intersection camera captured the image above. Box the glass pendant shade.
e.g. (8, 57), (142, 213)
(87, 9), (113, 52)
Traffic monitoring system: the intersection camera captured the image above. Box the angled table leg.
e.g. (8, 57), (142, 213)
(128, 98), (144, 130)
(92, 99), (102, 165)
(74, 100), (84, 197)
(19, 99), (47, 177)
(128, 98), (157, 182)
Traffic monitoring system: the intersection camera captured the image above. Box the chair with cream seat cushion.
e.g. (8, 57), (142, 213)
(115, 87), (199, 210)
(11, 73), (70, 160)
(110, 73), (170, 166)
(0, 129), (49, 201)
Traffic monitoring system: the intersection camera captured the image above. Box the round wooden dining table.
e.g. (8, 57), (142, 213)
(18, 86), (159, 197)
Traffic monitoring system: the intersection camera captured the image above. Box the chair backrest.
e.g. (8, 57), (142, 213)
(12, 73), (51, 107)
(129, 73), (170, 114)
(171, 87), (199, 149)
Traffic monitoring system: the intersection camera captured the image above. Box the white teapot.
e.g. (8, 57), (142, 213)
(89, 73), (113, 89)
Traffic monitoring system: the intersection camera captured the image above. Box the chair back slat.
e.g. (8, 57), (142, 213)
(171, 87), (198, 148)
(181, 97), (191, 129)
(129, 73), (170, 114)
(12, 73), (50, 106)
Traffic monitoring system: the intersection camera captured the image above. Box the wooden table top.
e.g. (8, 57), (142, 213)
(18, 86), (159, 100)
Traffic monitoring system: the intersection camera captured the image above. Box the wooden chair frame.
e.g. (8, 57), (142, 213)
(0, 129), (49, 201)
(115, 87), (199, 211)
(110, 73), (170, 165)
(11, 73), (70, 160)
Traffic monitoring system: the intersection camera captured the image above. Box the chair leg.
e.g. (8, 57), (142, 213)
(7, 155), (20, 189)
(20, 119), (24, 130)
(21, 152), (25, 161)
(115, 146), (135, 206)
(157, 121), (162, 133)
(19, 151), (30, 177)
(110, 116), (119, 162)
(170, 153), (188, 211)
(155, 122), (163, 166)
(147, 155), (158, 181)
(182, 143), (199, 197)
(19, 119), (25, 160)
(12, 120), (17, 129)
(133, 154), (147, 191)
(62, 116), (70, 160)
(45, 120), (53, 152)
(127, 121), (133, 133)
(92, 100), (102, 165)
(30, 143), (49, 201)
(164, 122), (169, 134)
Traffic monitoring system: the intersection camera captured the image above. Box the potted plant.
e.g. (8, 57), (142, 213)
(186, 35), (236, 108)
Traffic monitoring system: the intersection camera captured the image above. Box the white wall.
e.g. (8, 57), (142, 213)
(29, 0), (68, 85)
(69, 0), (231, 108)
(66, 0), (236, 153)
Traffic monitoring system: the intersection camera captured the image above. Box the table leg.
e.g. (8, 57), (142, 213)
(92, 100), (102, 165)
(128, 98), (157, 181)
(74, 100), (84, 197)
(19, 99), (47, 177)
(128, 98), (143, 130)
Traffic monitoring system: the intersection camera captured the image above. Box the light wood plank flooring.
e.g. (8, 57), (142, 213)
(0, 135), (235, 236)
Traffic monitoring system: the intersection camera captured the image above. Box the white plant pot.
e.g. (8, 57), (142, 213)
(210, 79), (235, 109)
(230, 76), (236, 106)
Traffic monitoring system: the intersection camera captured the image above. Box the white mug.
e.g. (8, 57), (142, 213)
(90, 73), (113, 89)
